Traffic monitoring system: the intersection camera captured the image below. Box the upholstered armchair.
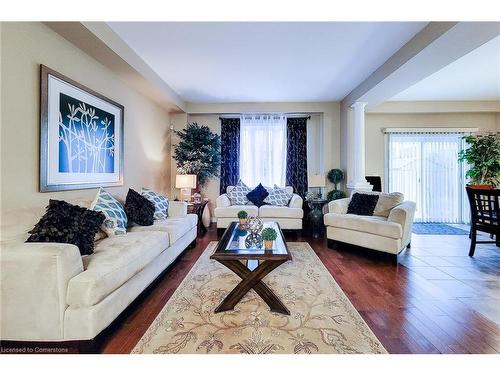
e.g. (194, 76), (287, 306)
(324, 192), (416, 260)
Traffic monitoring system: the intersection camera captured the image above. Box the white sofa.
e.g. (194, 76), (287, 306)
(214, 186), (303, 233)
(324, 191), (416, 260)
(0, 199), (197, 347)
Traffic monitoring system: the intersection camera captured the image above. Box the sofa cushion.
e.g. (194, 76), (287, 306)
(352, 191), (404, 217)
(214, 205), (258, 218)
(324, 213), (402, 239)
(90, 188), (128, 236)
(125, 189), (155, 226)
(264, 185), (293, 206)
(227, 180), (251, 205)
(258, 205), (303, 219)
(347, 193), (379, 216)
(141, 188), (169, 219)
(246, 183), (269, 207)
(66, 231), (169, 307)
(26, 200), (105, 256)
(129, 214), (197, 244)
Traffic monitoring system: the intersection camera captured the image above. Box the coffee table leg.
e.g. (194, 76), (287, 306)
(215, 259), (290, 315)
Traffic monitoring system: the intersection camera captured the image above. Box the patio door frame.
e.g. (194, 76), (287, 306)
(384, 127), (478, 224)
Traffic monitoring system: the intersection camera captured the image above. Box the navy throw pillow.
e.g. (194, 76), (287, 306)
(347, 193), (379, 216)
(246, 183), (269, 207)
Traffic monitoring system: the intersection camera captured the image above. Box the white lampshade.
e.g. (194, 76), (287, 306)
(175, 174), (197, 189)
(308, 174), (325, 188)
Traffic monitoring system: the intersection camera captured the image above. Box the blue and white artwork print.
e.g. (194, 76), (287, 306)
(58, 93), (115, 174)
(41, 67), (123, 192)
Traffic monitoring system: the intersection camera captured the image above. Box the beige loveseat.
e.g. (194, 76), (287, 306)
(0, 199), (197, 347)
(214, 185), (303, 234)
(324, 191), (416, 260)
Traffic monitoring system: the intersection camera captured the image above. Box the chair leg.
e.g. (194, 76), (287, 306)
(469, 226), (477, 257)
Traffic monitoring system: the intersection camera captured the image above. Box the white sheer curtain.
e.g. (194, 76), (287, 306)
(239, 114), (287, 187)
(388, 131), (468, 223)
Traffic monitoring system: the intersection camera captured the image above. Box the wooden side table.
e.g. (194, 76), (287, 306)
(187, 200), (209, 235)
(306, 199), (327, 239)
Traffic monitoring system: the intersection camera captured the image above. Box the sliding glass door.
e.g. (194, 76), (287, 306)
(387, 132), (468, 223)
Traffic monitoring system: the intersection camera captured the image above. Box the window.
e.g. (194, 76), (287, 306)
(239, 114), (287, 187)
(387, 130), (470, 223)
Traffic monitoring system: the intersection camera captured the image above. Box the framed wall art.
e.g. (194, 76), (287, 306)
(40, 65), (124, 192)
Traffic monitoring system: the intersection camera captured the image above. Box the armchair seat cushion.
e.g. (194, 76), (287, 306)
(324, 213), (402, 239)
(258, 205), (303, 219)
(214, 205), (258, 218)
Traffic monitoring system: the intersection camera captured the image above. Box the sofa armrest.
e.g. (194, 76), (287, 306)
(328, 198), (350, 214)
(388, 201), (416, 247)
(0, 241), (83, 340)
(169, 201), (187, 217)
(216, 194), (231, 208)
(288, 194), (303, 209)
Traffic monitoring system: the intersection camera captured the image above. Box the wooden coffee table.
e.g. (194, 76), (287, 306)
(210, 221), (292, 315)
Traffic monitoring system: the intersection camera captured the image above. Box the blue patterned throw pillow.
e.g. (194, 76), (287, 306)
(90, 188), (128, 236)
(141, 188), (169, 219)
(227, 180), (250, 205)
(264, 185), (293, 206)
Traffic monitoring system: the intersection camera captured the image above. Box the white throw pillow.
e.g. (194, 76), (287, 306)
(226, 180), (250, 205)
(264, 185), (293, 206)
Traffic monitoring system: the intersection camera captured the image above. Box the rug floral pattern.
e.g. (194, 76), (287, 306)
(132, 242), (386, 354)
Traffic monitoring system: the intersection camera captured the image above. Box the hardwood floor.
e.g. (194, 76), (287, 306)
(101, 226), (499, 354)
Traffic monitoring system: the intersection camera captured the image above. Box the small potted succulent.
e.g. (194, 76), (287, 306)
(261, 227), (278, 250)
(237, 210), (248, 227)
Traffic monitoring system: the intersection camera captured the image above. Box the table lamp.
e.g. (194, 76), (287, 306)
(308, 174), (326, 199)
(176, 174), (197, 202)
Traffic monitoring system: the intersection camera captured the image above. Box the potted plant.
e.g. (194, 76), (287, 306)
(326, 168), (347, 201)
(458, 133), (500, 189)
(261, 227), (278, 250)
(237, 210), (248, 227)
(173, 122), (221, 191)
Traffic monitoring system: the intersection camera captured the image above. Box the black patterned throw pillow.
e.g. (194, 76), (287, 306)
(125, 189), (155, 226)
(347, 193), (379, 216)
(227, 180), (250, 205)
(26, 199), (105, 256)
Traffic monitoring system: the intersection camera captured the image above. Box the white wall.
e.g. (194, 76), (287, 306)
(0, 22), (171, 212)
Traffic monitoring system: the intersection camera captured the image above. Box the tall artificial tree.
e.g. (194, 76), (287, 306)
(173, 122), (221, 186)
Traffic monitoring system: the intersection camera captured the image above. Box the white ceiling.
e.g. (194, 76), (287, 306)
(391, 35), (500, 101)
(108, 22), (427, 103)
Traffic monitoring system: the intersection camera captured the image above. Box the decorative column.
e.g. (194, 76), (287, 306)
(346, 102), (372, 193)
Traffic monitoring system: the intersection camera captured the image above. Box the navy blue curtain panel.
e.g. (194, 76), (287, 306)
(220, 118), (240, 195)
(286, 117), (308, 198)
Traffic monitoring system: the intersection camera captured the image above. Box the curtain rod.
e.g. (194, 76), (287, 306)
(219, 114), (311, 120)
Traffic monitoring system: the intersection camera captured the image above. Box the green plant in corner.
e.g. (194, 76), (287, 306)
(173, 122), (221, 187)
(326, 168), (347, 202)
(458, 133), (500, 188)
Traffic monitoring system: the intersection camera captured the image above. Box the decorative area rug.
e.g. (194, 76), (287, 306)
(132, 242), (386, 354)
(412, 223), (469, 235)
